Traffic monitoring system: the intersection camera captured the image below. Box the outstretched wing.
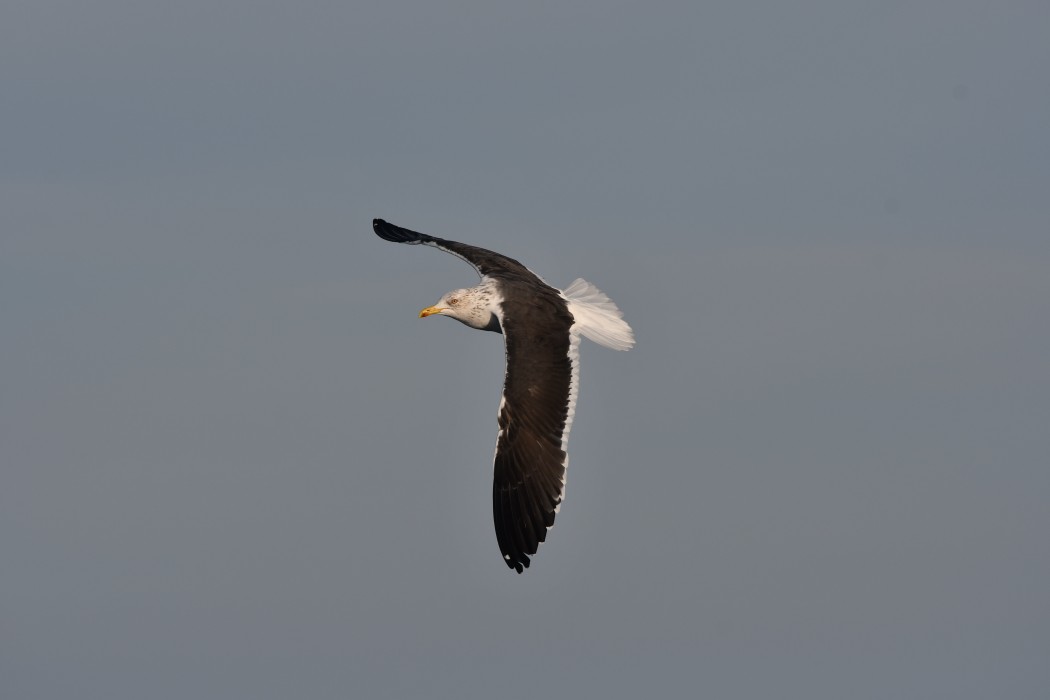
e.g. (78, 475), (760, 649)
(491, 277), (580, 573)
(373, 218), (535, 281)
(373, 217), (581, 573)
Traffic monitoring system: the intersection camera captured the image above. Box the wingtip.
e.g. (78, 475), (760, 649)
(504, 554), (528, 574)
(372, 217), (401, 242)
(373, 218), (426, 244)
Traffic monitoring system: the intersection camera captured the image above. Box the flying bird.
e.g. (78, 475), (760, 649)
(373, 218), (634, 572)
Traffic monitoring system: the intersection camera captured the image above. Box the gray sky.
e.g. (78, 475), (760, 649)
(3, 2), (1048, 698)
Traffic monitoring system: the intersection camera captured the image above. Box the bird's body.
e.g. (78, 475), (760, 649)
(373, 218), (634, 572)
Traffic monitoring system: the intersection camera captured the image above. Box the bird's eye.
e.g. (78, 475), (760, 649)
(449, 298), (459, 305)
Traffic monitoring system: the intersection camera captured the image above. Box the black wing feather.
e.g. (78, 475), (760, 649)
(373, 218), (537, 281)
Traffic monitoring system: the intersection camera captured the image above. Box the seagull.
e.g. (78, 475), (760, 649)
(373, 218), (634, 572)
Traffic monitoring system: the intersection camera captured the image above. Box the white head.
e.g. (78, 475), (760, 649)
(418, 282), (501, 332)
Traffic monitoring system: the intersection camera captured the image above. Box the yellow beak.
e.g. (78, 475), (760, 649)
(418, 306), (445, 318)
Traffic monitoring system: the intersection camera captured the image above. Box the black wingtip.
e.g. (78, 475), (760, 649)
(373, 218), (427, 244)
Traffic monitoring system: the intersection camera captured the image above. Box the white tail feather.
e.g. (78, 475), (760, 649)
(561, 278), (635, 351)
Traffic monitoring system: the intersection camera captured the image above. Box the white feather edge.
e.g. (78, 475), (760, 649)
(556, 329), (581, 514)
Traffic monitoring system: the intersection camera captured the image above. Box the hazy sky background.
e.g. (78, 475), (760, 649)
(3, 2), (1048, 698)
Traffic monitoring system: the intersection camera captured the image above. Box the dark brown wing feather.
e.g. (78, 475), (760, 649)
(492, 278), (576, 572)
